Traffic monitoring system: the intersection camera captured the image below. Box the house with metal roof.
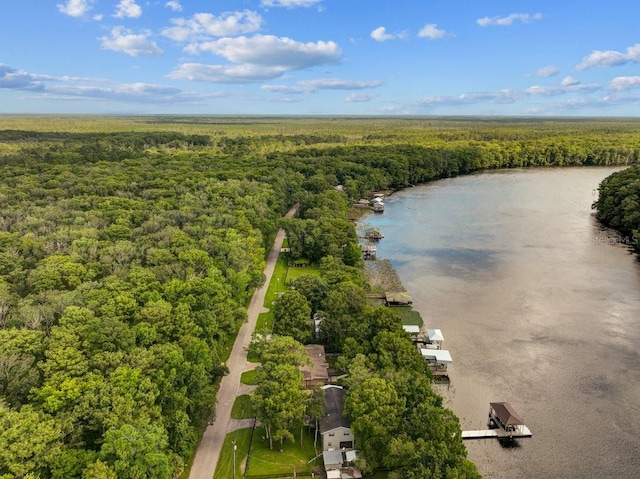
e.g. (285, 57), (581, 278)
(402, 324), (420, 339)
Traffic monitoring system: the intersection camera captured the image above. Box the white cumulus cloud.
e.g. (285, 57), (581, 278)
(262, 78), (381, 94)
(114, 0), (142, 19)
(298, 78), (382, 90)
(524, 77), (599, 96)
(0, 64), (48, 91)
(346, 93), (376, 102)
(530, 65), (558, 77)
(418, 24), (447, 39)
(190, 35), (341, 70)
(370, 26), (407, 42)
(477, 13), (543, 27)
(57, 0), (94, 17)
(48, 82), (215, 104)
(261, 0), (322, 8)
(165, 1), (182, 12)
(100, 27), (163, 56)
(261, 84), (307, 94)
(168, 63), (287, 83)
(561, 76), (579, 87)
(169, 35), (341, 84)
(0, 64), (99, 90)
(162, 10), (263, 42)
(576, 43), (640, 70)
(0, 63), (212, 105)
(609, 76), (640, 91)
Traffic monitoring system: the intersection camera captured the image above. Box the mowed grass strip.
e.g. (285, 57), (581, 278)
(241, 369), (259, 386)
(255, 258), (288, 333)
(214, 427), (252, 479)
(284, 263), (321, 283)
(231, 395), (255, 420)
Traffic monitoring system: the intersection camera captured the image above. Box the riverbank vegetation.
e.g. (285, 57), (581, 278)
(1, 115), (640, 478)
(593, 165), (640, 252)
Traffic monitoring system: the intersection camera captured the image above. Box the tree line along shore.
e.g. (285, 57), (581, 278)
(0, 116), (639, 479)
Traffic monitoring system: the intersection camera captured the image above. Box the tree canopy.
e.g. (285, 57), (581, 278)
(1, 115), (639, 477)
(593, 165), (640, 251)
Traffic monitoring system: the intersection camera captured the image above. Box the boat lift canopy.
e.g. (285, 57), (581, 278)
(426, 329), (444, 342)
(403, 324), (420, 334)
(420, 349), (452, 363)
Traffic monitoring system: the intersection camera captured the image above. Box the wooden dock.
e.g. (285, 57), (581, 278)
(462, 425), (532, 440)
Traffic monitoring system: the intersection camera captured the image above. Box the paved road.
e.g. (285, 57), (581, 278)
(189, 205), (297, 479)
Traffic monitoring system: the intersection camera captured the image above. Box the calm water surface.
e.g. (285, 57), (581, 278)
(363, 167), (640, 479)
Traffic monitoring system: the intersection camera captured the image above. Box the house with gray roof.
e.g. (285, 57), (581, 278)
(320, 385), (354, 452)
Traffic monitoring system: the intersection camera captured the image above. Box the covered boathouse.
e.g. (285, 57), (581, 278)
(461, 402), (532, 440)
(489, 402), (527, 437)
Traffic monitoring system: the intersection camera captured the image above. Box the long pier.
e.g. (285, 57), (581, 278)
(462, 425), (532, 440)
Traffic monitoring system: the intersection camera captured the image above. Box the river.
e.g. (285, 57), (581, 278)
(362, 167), (640, 479)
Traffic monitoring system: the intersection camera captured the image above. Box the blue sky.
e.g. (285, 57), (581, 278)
(1, 0), (639, 116)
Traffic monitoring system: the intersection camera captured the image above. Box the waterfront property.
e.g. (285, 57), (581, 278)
(361, 244), (377, 260)
(402, 324), (420, 339)
(426, 328), (444, 349)
(461, 402), (532, 440)
(370, 197), (385, 213)
(488, 402), (530, 436)
(385, 291), (413, 306)
(420, 348), (453, 378)
(364, 227), (384, 240)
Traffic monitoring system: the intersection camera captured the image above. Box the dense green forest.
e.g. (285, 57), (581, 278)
(593, 165), (640, 251)
(1, 116), (640, 479)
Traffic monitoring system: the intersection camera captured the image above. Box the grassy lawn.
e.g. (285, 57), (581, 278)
(285, 263), (321, 283)
(390, 306), (424, 326)
(245, 426), (320, 477)
(255, 256), (323, 333)
(255, 311), (273, 336)
(240, 369), (259, 385)
(231, 395), (255, 420)
(214, 428), (253, 479)
(214, 426), (320, 479)
(255, 257), (289, 333)
(215, 245), (327, 479)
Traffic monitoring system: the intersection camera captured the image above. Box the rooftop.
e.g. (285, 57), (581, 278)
(385, 291), (413, 304)
(301, 344), (329, 384)
(320, 385), (350, 433)
(490, 402), (524, 426)
(420, 349), (453, 363)
(403, 324), (420, 334)
(426, 328), (444, 341)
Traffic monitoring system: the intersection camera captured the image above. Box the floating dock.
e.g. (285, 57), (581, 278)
(462, 425), (532, 440)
